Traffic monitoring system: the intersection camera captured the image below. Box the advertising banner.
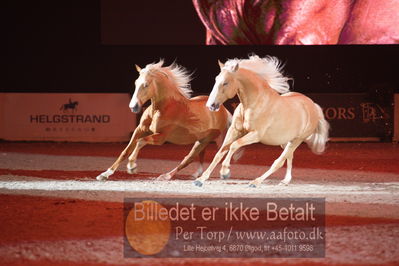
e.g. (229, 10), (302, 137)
(0, 93), (136, 142)
(307, 93), (393, 141)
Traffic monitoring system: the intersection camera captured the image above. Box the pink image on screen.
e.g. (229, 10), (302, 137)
(193, 0), (399, 45)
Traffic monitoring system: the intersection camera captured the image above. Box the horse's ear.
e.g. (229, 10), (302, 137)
(135, 64), (142, 73)
(218, 60), (224, 69)
(232, 62), (239, 72)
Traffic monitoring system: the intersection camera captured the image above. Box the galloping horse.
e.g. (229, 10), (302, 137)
(96, 60), (231, 181)
(194, 55), (329, 187)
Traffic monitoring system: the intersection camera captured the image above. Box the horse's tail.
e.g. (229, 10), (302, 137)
(306, 104), (330, 155)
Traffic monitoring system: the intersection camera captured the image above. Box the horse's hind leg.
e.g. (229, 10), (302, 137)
(249, 139), (302, 187)
(279, 152), (293, 186)
(276, 143), (293, 186)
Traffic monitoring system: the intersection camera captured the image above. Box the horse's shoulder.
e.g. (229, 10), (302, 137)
(139, 106), (153, 122)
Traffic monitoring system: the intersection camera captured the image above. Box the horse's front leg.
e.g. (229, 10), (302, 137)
(96, 127), (148, 181)
(124, 132), (168, 176)
(157, 132), (218, 181)
(192, 149), (205, 178)
(126, 130), (169, 174)
(193, 126), (244, 187)
(126, 133), (151, 174)
(220, 131), (259, 179)
(157, 140), (204, 180)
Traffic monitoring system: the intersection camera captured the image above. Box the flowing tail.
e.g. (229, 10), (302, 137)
(306, 104), (330, 154)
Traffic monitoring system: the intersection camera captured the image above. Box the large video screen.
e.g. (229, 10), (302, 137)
(101, 0), (399, 45)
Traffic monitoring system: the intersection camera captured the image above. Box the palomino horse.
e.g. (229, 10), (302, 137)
(194, 55), (329, 187)
(96, 60), (231, 181)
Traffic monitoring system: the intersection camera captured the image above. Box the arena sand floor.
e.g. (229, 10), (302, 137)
(0, 142), (398, 265)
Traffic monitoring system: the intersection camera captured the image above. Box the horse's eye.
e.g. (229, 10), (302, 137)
(143, 83), (149, 88)
(222, 82), (228, 86)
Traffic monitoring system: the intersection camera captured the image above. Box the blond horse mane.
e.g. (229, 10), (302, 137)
(224, 55), (291, 94)
(143, 60), (193, 99)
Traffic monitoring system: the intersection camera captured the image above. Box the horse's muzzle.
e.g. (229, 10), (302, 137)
(130, 103), (141, 113)
(208, 103), (220, 112)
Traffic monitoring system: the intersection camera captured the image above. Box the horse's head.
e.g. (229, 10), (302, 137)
(206, 60), (239, 112)
(129, 63), (158, 113)
(129, 60), (192, 113)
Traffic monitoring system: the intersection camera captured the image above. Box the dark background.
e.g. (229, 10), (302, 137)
(2, 0), (399, 96)
(101, 0), (205, 45)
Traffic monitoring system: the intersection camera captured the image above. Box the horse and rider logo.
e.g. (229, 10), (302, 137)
(60, 98), (79, 112)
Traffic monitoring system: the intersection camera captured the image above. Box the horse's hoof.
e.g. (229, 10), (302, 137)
(278, 181), (289, 186)
(249, 183), (257, 188)
(127, 166), (137, 175)
(157, 174), (171, 181)
(191, 171), (202, 179)
(193, 180), (203, 187)
(220, 171), (231, 180)
(96, 174), (108, 181)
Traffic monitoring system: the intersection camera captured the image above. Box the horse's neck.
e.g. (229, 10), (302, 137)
(151, 82), (188, 111)
(237, 74), (277, 110)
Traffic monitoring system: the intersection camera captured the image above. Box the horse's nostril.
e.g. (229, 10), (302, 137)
(209, 103), (220, 111)
(131, 103), (141, 113)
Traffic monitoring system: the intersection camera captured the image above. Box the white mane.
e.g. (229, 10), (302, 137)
(224, 55), (291, 94)
(143, 60), (193, 99)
